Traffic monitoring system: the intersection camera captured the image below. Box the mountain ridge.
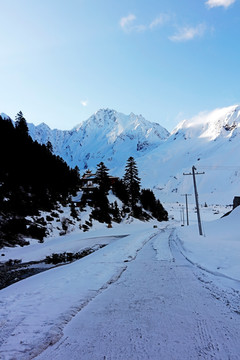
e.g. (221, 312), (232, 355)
(2, 105), (240, 204)
(26, 108), (170, 171)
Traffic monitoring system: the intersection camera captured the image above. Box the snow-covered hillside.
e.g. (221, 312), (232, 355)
(27, 109), (169, 172)
(1, 207), (240, 360)
(138, 105), (240, 205)
(2, 105), (240, 205)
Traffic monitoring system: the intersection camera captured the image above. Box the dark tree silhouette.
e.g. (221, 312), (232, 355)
(141, 188), (168, 222)
(95, 162), (110, 195)
(46, 140), (53, 153)
(112, 178), (129, 205)
(15, 111), (29, 137)
(123, 156), (141, 209)
(0, 113), (80, 247)
(91, 188), (111, 224)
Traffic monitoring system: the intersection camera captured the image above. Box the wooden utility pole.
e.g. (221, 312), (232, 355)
(183, 166), (205, 236)
(182, 206), (185, 226)
(181, 194), (191, 226)
(180, 207), (183, 225)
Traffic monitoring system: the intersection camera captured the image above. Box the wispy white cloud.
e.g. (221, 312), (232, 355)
(149, 14), (171, 29)
(120, 13), (171, 33)
(119, 14), (136, 32)
(169, 24), (206, 42)
(205, 0), (235, 8)
(81, 100), (88, 107)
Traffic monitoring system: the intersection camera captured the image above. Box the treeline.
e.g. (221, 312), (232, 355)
(0, 112), (168, 246)
(0, 112), (80, 246)
(80, 157), (168, 229)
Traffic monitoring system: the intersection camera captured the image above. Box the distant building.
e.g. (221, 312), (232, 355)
(81, 170), (97, 194)
(108, 175), (119, 185)
(233, 196), (240, 209)
(81, 169), (118, 194)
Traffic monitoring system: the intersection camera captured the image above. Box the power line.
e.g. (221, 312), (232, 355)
(198, 165), (240, 171)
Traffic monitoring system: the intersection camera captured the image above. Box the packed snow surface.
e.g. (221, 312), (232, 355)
(176, 206), (240, 281)
(1, 206), (240, 359)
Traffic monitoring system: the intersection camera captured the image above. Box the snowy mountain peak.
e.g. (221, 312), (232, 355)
(2, 104), (240, 203)
(10, 108), (168, 171)
(172, 104), (240, 141)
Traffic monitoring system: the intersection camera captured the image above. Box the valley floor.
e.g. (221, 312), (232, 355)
(36, 228), (240, 360)
(1, 217), (240, 360)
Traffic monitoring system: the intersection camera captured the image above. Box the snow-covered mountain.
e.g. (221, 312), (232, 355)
(2, 105), (240, 204)
(172, 105), (240, 141)
(138, 105), (240, 204)
(27, 108), (169, 171)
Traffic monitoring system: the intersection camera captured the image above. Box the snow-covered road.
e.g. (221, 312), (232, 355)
(35, 228), (240, 360)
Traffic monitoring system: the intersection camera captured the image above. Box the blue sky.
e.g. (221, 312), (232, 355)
(0, 0), (240, 130)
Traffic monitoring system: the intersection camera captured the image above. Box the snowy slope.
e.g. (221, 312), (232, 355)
(137, 105), (240, 204)
(172, 104), (240, 141)
(1, 209), (240, 360)
(27, 109), (169, 171)
(176, 206), (240, 281)
(2, 105), (240, 204)
(0, 221), (161, 360)
(25, 104), (240, 205)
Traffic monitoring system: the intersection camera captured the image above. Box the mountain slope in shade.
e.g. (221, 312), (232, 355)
(27, 108), (169, 171)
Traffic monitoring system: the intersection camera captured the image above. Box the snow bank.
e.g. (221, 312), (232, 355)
(0, 219), (151, 263)
(176, 206), (240, 281)
(0, 221), (160, 360)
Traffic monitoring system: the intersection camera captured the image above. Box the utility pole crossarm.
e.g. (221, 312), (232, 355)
(194, 172), (205, 175)
(183, 172), (205, 176)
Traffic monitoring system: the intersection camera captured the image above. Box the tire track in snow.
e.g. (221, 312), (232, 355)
(151, 227), (240, 359)
(170, 228), (240, 315)
(35, 226), (240, 360)
(0, 229), (160, 360)
(167, 228), (240, 359)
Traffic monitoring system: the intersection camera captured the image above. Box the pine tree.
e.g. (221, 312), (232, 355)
(46, 140), (53, 153)
(73, 165), (80, 178)
(91, 162), (111, 223)
(112, 178), (128, 205)
(95, 162), (110, 195)
(15, 111), (29, 137)
(140, 189), (156, 211)
(140, 188), (168, 222)
(0, 114), (80, 246)
(91, 188), (111, 224)
(153, 200), (168, 222)
(123, 156), (141, 209)
(111, 201), (121, 223)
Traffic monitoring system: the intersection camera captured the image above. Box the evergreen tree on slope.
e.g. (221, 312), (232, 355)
(123, 156), (141, 210)
(91, 162), (111, 224)
(15, 111), (29, 137)
(95, 162), (110, 195)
